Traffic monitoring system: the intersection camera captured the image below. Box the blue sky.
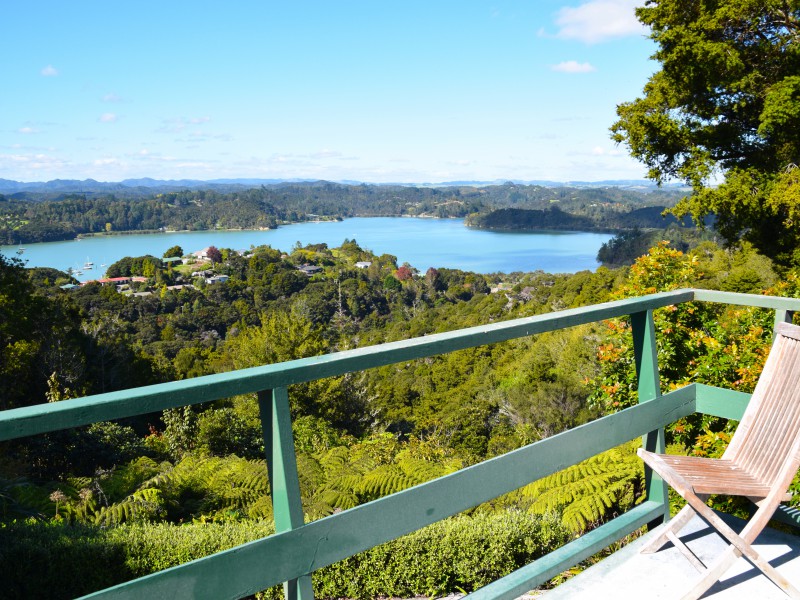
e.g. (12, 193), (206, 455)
(2, 1), (656, 184)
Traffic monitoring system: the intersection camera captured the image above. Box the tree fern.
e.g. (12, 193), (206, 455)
(90, 454), (271, 524)
(511, 441), (644, 533)
(358, 465), (417, 499)
(95, 487), (166, 525)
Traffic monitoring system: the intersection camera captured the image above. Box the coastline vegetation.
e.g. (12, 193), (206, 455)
(0, 181), (684, 247)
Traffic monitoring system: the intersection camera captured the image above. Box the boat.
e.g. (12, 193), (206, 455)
(84, 258), (94, 269)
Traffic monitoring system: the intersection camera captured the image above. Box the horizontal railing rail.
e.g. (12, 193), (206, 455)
(1, 288), (799, 600)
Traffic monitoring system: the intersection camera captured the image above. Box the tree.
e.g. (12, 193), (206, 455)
(206, 246), (222, 265)
(394, 266), (413, 281)
(163, 245), (183, 259)
(612, 0), (800, 262)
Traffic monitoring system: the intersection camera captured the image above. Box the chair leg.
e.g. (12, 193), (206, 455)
(641, 498), (707, 554)
(642, 504), (697, 554)
(684, 493), (800, 598)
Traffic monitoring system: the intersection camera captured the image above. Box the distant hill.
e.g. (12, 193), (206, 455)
(0, 177), (315, 197)
(0, 177), (689, 196)
(466, 205), (693, 232)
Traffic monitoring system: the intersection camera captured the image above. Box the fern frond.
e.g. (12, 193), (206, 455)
(513, 441), (644, 533)
(94, 487), (166, 525)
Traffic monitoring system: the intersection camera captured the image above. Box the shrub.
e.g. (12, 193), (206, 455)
(0, 510), (569, 599)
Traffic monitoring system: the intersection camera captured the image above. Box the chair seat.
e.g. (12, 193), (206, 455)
(639, 450), (777, 498)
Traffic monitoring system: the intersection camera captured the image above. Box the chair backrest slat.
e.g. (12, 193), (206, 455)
(723, 323), (800, 484)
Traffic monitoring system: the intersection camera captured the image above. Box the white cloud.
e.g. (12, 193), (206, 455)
(189, 116), (210, 124)
(41, 65), (58, 76)
(93, 157), (120, 166)
(555, 0), (645, 44)
(589, 146), (624, 156)
(102, 93), (123, 103)
(310, 149), (343, 159)
(0, 152), (67, 172)
(18, 126), (39, 134)
(551, 60), (596, 73)
(99, 113), (118, 123)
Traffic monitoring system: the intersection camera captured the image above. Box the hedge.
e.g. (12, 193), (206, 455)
(0, 509), (570, 599)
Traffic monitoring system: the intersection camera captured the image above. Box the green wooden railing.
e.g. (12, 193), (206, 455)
(2, 288), (800, 600)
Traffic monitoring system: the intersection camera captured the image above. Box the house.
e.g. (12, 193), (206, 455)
(355, 261), (372, 269)
(162, 257), (182, 265)
(205, 275), (230, 285)
(92, 276), (132, 286)
(297, 264), (323, 276)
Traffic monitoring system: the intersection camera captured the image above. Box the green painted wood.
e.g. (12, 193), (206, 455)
(80, 387), (697, 600)
(631, 310), (669, 520)
(772, 505), (800, 530)
(462, 500), (665, 600)
(694, 383), (751, 421)
(0, 289), (697, 443)
(692, 289), (800, 312)
(631, 310), (661, 405)
(259, 388), (314, 600)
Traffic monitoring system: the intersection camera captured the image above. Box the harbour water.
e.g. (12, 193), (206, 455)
(1, 217), (613, 281)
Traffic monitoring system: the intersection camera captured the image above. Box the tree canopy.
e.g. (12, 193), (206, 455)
(612, 0), (800, 263)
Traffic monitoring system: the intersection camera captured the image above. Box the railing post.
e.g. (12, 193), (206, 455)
(258, 388), (314, 600)
(631, 310), (670, 526)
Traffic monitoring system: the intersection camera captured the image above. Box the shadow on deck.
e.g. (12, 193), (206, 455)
(542, 512), (800, 599)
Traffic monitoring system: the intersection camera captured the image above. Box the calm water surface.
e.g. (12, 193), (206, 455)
(1, 218), (613, 281)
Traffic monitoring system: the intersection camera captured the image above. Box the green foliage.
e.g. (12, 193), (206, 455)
(613, 0), (800, 185)
(597, 225), (713, 268)
(467, 204), (690, 233)
(0, 254), (87, 411)
(0, 519), (275, 599)
(106, 255), (163, 278)
(612, 0), (800, 263)
(467, 207), (594, 230)
(298, 434), (464, 519)
(0, 510), (569, 600)
(162, 245), (183, 259)
(590, 243), (775, 449)
(503, 442), (644, 533)
(313, 510), (570, 599)
(0, 520), (130, 599)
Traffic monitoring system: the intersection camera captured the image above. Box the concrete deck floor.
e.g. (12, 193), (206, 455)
(541, 512), (800, 599)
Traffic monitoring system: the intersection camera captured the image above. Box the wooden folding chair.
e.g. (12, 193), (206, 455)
(639, 321), (800, 599)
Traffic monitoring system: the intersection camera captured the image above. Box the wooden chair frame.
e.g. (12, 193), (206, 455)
(639, 321), (800, 599)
